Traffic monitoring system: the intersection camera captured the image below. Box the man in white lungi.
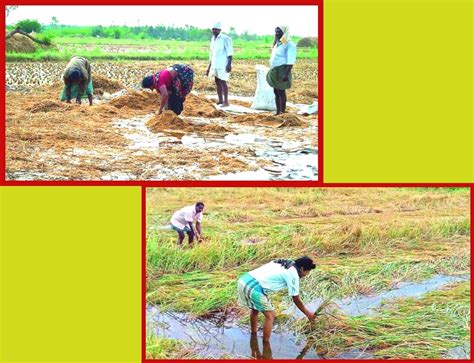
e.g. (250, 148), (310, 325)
(206, 21), (233, 107)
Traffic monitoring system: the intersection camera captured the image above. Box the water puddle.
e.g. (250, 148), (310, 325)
(445, 343), (470, 359)
(113, 114), (317, 180)
(147, 306), (373, 359)
(114, 115), (166, 150)
(287, 274), (470, 318)
(147, 306), (323, 359)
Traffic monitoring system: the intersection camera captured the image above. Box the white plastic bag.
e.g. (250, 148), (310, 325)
(251, 65), (276, 111)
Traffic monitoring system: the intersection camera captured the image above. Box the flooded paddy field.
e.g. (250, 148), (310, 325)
(6, 60), (317, 180)
(146, 188), (470, 359)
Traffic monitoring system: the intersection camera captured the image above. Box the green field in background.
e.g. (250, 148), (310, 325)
(7, 38), (317, 61)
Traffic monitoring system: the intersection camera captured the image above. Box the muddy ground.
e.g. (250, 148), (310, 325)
(6, 60), (317, 181)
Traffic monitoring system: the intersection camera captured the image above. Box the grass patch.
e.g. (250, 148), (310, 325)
(147, 270), (240, 315)
(146, 249), (470, 315)
(294, 282), (470, 359)
(146, 336), (196, 359)
(6, 38), (318, 61)
(301, 251), (470, 300)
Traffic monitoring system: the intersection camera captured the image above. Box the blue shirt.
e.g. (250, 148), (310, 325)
(249, 261), (300, 296)
(270, 41), (297, 68)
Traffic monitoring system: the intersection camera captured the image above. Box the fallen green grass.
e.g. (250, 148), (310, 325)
(300, 251), (470, 301)
(146, 249), (470, 315)
(146, 336), (196, 359)
(293, 282), (470, 359)
(147, 270), (239, 315)
(147, 216), (469, 275)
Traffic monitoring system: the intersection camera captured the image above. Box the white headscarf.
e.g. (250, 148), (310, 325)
(277, 25), (290, 44)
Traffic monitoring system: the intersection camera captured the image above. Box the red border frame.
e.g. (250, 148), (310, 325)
(142, 185), (472, 362)
(2, 0), (322, 185)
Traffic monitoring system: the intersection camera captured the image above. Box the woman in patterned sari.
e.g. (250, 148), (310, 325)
(141, 64), (194, 115)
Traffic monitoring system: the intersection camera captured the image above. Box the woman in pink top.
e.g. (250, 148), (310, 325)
(142, 64), (194, 115)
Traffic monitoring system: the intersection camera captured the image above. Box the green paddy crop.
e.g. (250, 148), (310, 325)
(292, 282), (470, 359)
(7, 38), (317, 61)
(146, 336), (196, 359)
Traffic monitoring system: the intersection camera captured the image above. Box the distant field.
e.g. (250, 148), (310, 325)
(6, 37), (318, 61)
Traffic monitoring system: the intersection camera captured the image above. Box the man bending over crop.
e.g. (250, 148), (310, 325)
(238, 256), (316, 342)
(170, 202), (204, 245)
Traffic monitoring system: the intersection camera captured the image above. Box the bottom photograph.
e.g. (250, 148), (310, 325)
(145, 187), (470, 360)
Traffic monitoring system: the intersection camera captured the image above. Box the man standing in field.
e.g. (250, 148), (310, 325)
(206, 22), (233, 107)
(266, 26), (296, 115)
(170, 202), (204, 245)
(61, 56), (93, 106)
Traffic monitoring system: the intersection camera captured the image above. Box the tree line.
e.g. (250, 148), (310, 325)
(7, 20), (276, 42)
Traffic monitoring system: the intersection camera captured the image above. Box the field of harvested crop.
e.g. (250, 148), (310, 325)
(146, 188), (470, 359)
(6, 59), (317, 181)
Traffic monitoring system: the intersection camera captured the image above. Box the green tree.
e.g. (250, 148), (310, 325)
(15, 19), (42, 33)
(91, 25), (105, 37)
(50, 16), (59, 27)
(111, 28), (122, 39)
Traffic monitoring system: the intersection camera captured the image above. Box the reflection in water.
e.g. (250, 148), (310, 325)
(250, 334), (273, 360)
(147, 306), (322, 359)
(147, 306), (375, 359)
(249, 334), (314, 360)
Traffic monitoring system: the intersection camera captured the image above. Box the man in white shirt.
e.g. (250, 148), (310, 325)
(206, 22), (233, 107)
(170, 202), (204, 245)
(266, 26), (297, 115)
(237, 256), (316, 342)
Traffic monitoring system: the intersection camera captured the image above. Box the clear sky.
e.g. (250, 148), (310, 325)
(6, 5), (318, 37)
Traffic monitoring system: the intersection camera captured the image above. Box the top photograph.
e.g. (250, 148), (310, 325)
(5, 5), (319, 182)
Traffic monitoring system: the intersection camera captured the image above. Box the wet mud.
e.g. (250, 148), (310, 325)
(7, 84), (317, 180)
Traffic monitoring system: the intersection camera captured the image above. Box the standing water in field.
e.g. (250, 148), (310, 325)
(146, 306), (374, 359)
(147, 275), (469, 359)
(146, 305), (323, 359)
(287, 274), (470, 318)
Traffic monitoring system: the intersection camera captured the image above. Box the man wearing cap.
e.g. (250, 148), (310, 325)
(206, 22), (233, 107)
(61, 56), (93, 106)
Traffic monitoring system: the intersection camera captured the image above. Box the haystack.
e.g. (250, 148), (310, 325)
(297, 37), (318, 48)
(6, 33), (37, 53)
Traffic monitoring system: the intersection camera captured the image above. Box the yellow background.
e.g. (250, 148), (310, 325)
(324, 0), (473, 182)
(0, 187), (141, 363)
